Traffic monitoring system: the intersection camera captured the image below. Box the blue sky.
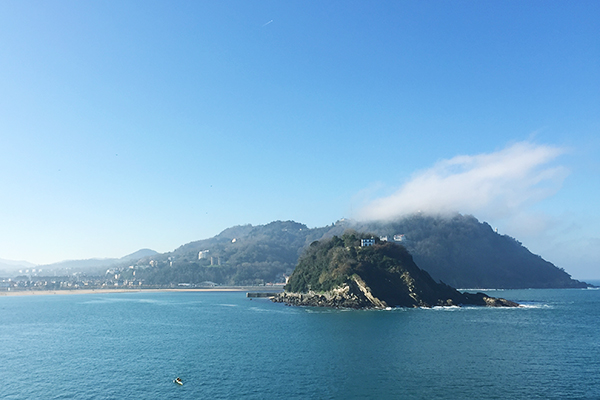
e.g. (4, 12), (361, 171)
(1, 1), (599, 279)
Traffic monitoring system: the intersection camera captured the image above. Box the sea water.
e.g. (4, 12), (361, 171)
(1, 289), (599, 399)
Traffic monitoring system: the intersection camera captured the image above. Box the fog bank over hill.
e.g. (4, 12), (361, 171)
(356, 141), (567, 221)
(343, 214), (586, 289)
(353, 141), (600, 279)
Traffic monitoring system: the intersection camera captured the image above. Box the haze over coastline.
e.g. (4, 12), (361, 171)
(0, 2), (598, 280)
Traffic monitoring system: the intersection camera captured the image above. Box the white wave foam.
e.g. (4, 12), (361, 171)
(516, 303), (552, 309)
(428, 305), (461, 311)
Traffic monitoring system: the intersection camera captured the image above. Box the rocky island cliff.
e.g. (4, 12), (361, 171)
(272, 232), (519, 309)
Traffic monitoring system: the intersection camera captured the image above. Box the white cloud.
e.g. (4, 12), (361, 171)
(357, 141), (569, 221)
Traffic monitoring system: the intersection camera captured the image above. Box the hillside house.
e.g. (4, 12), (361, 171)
(361, 238), (375, 247)
(198, 250), (210, 260)
(393, 234), (405, 242)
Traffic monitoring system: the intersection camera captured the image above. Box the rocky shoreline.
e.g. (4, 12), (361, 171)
(272, 276), (519, 309)
(272, 290), (519, 309)
(274, 235), (521, 310)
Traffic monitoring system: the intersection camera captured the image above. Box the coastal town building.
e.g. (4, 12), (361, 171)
(198, 250), (210, 260)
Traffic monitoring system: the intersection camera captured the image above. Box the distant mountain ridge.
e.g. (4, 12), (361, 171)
(0, 258), (37, 276)
(3, 215), (590, 289)
(137, 214), (589, 289)
(36, 249), (159, 271)
(0, 258), (36, 269)
(0, 249), (158, 277)
(337, 214), (586, 289)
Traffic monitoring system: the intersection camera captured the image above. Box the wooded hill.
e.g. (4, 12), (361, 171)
(132, 214), (589, 289)
(276, 232), (519, 308)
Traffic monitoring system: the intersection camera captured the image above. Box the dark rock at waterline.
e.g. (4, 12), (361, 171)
(271, 281), (519, 309)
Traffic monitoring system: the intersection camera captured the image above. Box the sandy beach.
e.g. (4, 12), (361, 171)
(0, 287), (283, 297)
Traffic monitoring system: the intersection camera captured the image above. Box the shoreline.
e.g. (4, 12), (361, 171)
(0, 287), (284, 297)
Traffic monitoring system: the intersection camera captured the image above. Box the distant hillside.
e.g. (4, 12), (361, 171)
(138, 221), (330, 285)
(0, 258), (37, 277)
(347, 214), (586, 289)
(0, 258), (36, 269)
(136, 215), (588, 289)
(34, 249), (159, 274)
(120, 249), (158, 262)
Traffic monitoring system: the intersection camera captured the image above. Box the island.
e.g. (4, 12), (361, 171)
(271, 233), (519, 309)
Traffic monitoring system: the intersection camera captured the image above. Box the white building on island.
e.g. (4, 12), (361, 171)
(361, 238), (375, 247)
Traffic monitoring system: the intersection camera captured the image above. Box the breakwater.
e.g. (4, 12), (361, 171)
(246, 292), (279, 298)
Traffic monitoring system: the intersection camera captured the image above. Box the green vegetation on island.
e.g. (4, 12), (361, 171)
(274, 232), (518, 308)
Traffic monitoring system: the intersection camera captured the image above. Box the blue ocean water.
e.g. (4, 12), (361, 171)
(1, 289), (599, 400)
